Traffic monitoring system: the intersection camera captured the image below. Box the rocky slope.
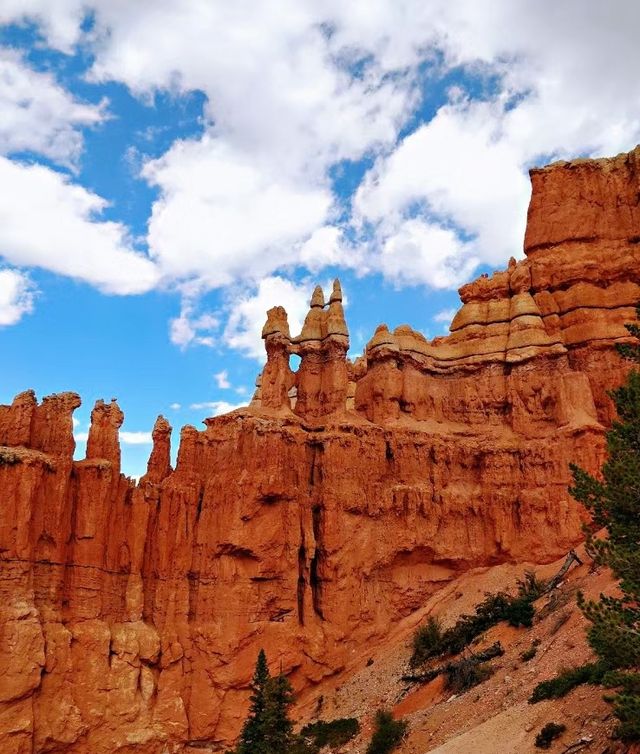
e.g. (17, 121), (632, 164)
(294, 546), (631, 754)
(0, 145), (639, 753)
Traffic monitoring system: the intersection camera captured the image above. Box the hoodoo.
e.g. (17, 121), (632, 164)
(1, 146), (639, 753)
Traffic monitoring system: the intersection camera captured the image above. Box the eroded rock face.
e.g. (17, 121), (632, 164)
(0, 146), (639, 753)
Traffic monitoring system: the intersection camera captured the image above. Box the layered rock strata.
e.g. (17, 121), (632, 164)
(0, 146), (639, 753)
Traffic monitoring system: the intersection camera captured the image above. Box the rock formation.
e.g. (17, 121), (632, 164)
(0, 146), (639, 753)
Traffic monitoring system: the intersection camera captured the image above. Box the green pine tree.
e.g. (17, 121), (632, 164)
(263, 672), (296, 752)
(233, 650), (300, 754)
(570, 306), (640, 741)
(235, 649), (271, 754)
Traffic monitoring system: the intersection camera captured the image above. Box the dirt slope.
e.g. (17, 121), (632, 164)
(295, 545), (638, 754)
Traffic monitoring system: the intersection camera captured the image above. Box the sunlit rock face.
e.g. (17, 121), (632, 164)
(0, 146), (639, 753)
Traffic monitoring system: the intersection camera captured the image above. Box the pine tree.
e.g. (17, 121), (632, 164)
(233, 651), (299, 753)
(235, 649), (271, 754)
(263, 672), (296, 751)
(570, 306), (640, 741)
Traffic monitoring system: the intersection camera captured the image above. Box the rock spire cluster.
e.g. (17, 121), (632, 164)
(257, 278), (349, 416)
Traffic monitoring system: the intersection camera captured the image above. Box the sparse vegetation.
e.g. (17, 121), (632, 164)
(529, 662), (606, 703)
(366, 710), (407, 754)
(299, 718), (360, 750)
(520, 646), (537, 662)
(516, 571), (547, 601)
(403, 642), (503, 695)
(409, 581), (541, 668)
(535, 722), (566, 749)
(444, 658), (494, 693)
(410, 616), (443, 668)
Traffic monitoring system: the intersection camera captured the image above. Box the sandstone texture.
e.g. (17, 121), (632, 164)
(0, 146), (639, 753)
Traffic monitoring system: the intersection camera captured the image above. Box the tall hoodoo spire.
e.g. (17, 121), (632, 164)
(254, 279), (351, 417)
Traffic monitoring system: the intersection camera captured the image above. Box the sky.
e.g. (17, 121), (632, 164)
(1, 1), (640, 477)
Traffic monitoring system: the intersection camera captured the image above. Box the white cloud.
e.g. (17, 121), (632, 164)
(0, 0), (86, 53)
(189, 400), (245, 416)
(0, 157), (159, 294)
(89, 0), (640, 298)
(433, 308), (457, 324)
(224, 276), (313, 361)
(3, 2), (413, 298)
(377, 219), (479, 290)
(120, 431), (152, 445)
(87, 3), (413, 171)
(214, 370), (231, 389)
(299, 226), (352, 273)
(2, 0), (640, 345)
(74, 429), (152, 444)
(353, 2), (640, 284)
(0, 48), (105, 166)
(169, 296), (219, 348)
(0, 268), (35, 326)
(354, 97), (532, 283)
(143, 137), (334, 288)
(169, 402), (181, 410)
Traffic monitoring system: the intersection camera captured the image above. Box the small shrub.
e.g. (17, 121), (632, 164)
(444, 660), (494, 693)
(409, 617), (443, 667)
(529, 662), (606, 703)
(409, 586), (539, 669)
(300, 718), (360, 749)
(366, 710), (407, 754)
(504, 595), (535, 628)
(520, 646), (537, 662)
(535, 722), (566, 749)
(517, 571), (546, 601)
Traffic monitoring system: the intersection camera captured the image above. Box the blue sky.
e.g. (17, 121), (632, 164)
(1, 2), (639, 476)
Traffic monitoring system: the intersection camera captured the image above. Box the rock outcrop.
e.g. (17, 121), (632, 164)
(0, 146), (639, 753)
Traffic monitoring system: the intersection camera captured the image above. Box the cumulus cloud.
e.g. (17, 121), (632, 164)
(224, 276), (313, 361)
(143, 137), (333, 288)
(0, 268), (35, 326)
(74, 428), (152, 444)
(0, 48), (105, 166)
(378, 219), (479, 290)
(299, 226), (354, 272)
(354, 97), (530, 285)
(0, 0), (86, 53)
(214, 370), (231, 389)
(3, 0), (640, 343)
(169, 295), (219, 348)
(353, 1), (640, 283)
(189, 400), (245, 416)
(0, 157), (159, 294)
(87, 1), (640, 297)
(433, 308), (457, 324)
(120, 431), (152, 445)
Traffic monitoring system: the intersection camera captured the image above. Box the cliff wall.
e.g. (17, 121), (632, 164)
(0, 146), (639, 753)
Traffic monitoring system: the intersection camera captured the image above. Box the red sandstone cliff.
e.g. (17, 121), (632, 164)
(0, 146), (639, 754)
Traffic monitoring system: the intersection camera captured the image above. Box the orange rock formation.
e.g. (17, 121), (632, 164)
(1, 146), (639, 753)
